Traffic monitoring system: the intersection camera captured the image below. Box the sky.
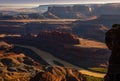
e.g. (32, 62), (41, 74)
(0, 0), (120, 8)
(1, 0), (120, 4)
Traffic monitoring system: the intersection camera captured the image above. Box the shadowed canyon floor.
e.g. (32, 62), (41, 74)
(16, 44), (105, 78)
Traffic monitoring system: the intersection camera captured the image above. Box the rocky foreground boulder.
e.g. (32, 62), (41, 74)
(30, 66), (86, 81)
(104, 24), (120, 81)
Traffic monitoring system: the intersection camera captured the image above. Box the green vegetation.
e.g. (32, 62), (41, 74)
(85, 75), (103, 81)
(88, 67), (107, 73)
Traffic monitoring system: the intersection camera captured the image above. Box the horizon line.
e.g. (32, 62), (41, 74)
(0, 2), (120, 8)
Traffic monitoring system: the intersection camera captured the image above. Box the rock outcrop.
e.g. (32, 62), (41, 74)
(44, 6), (88, 19)
(104, 24), (120, 81)
(0, 41), (86, 81)
(30, 66), (86, 81)
(37, 31), (80, 44)
(0, 41), (13, 50)
(0, 49), (43, 81)
(0, 41), (45, 81)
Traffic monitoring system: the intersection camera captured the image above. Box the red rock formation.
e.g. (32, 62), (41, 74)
(30, 66), (86, 81)
(37, 31), (80, 44)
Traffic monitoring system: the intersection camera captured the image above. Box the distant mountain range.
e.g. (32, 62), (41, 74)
(0, 3), (120, 17)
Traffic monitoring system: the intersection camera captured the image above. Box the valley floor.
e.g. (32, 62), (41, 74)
(15, 44), (106, 78)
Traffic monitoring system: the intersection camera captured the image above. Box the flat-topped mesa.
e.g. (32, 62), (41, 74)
(44, 6), (87, 19)
(37, 31), (80, 44)
(104, 24), (120, 81)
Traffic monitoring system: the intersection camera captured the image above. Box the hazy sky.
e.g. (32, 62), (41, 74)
(1, 0), (120, 4)
(0, 0), (120, 8)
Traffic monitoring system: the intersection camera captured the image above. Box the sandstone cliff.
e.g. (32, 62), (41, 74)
(44, 6), (89, 19)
